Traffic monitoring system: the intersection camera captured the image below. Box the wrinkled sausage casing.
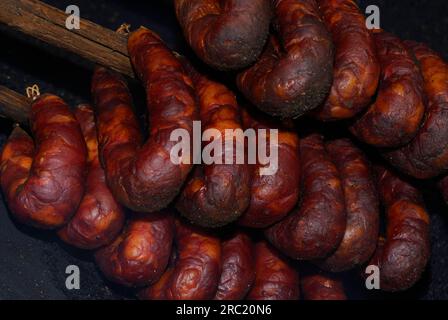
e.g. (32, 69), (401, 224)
(317, 139), (379, 272)
(176, 64), (251, 228)
(214, 232), (255, 300)
(384, 42), (448, 179)
(238, 109), (301, 228)
(58, 105), (125, 249)
(0, 94), (87, 229)
(369, 166), (430, 292)
(301, 272), (346, 300)
(313, 0), (380, 121)
(95, 212), (174, 287)
(266, 134), (346, 260)
(237, 0), (334, 119)
(350, 31), (425, 148)
(246, 241), (300, 300)
(140, 219), (221, 300)
(174, 0), (271, 70)
(92, 27), (198, 212)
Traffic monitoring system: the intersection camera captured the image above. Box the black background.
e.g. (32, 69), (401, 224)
(0, 0), (447, 300)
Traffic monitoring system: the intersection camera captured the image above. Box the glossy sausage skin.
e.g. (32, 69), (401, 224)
(301, 272), (346, 300)
(350, 31), (425, 148)
(313, 0), (380, 121)
(238, 109), (301, 228)
(317, 139), (379, 272)
(176, 65), (251, 227)
(94, 212), (174, 287)
(369, 166), (430, 291)
(140, 219), (221, 300)
(266, 134), (346, 260)
(0, 94), (87, 229)
(174, 0), (271, 70)
(384, 42), (448, 179)
(91, 27), (197, 212)
(214, 232), (255, 300)
(58, 105), (125, 249)
(237, 0), (334, 119)
(246, 241), (300, 300)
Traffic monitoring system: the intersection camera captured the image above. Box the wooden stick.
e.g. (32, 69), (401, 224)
(0, 0), (134, 78)
(0, 85), (30, 125)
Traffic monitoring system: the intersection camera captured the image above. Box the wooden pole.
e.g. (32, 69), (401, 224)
(0, 86), (30, 125)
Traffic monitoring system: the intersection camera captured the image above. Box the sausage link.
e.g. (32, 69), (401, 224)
(301, 272), (346, 300)
(174, 0), (271, 70)
(369, 165), (430, 291)
(58, 105), (125, 249)
(265, 133), (346, 260)
(383, 42), (448, 178)
(313, 0), (380, 121)
(92, 27), (198, 212)
(140, 219), (221, 300)
(214, 232), (255, 300)
(246, 241), (300, 300)
(238, 108), (301, 228)
(94, 212), (174, 287)
(0, 94), (87, 229)
(350, 31), (425, 148)
(317, 139), (379, 272)
(176, 64), (251, 227)
(237, 0), (334, 119)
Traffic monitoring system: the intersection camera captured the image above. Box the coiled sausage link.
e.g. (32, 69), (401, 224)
(174, 0), (271, 70)
(301, 272), (346, 300)
(176, 64), (251, 228)
(384, 42), (448, 178)
(237, 0), (334, 119)
(313, 0), (380, 121)
(265, 133), (346, 260)
(0, 94), (87, 229)
(350, 31), (425, 148)
(58, 105), (125, 249)
(91, 27), (198, 212)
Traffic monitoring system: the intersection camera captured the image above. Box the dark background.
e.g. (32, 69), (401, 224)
(0, 0), (447, 300)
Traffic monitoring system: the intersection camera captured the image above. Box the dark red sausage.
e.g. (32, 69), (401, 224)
(176, 64), (251, 227)
(94, 212), (174, 287)
(174, 0), (271, 70)
(317, 139), (379, 272)
(91, 27), (198, 212)
(238, 108), (301, 228)
(350, 31), (425, 148)
(237, 0), (334, 119)
(301, 272), (346, 300)
(0, 94), (87, 229)
(313, 0), (380, 121)
(265, 133), (346, 260)
(214, 232), (255, 300)
(246, 241), (300, 300)
(58, 105), (125, 249)
(383, 42), (448, 178)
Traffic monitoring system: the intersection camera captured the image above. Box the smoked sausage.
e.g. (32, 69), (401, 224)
(301, 272), (346, 300)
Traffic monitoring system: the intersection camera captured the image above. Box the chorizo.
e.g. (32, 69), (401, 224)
(246, 240), (300, 300)
(238, 108), (301, 228)
(58, 104), (125, 249)
(301, 272), (346, 300)
(313, 0), (380, 121)
(174, 0), (271, 70)
(350, 31), (425, 148)
(176, 63), (251, 228)
(383, 42), (448, 178)
(237, 0), (334, 119)
(91, 27), (198, 212)
(369, 165), (430, 291)
(94, 212), (174, 287)
(265, 133), (346, 260)
(140, 219), (221, 300)
(0, 94), (87, 229)
(214, 232), (255, 300)
(317, 138), (379, 272)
